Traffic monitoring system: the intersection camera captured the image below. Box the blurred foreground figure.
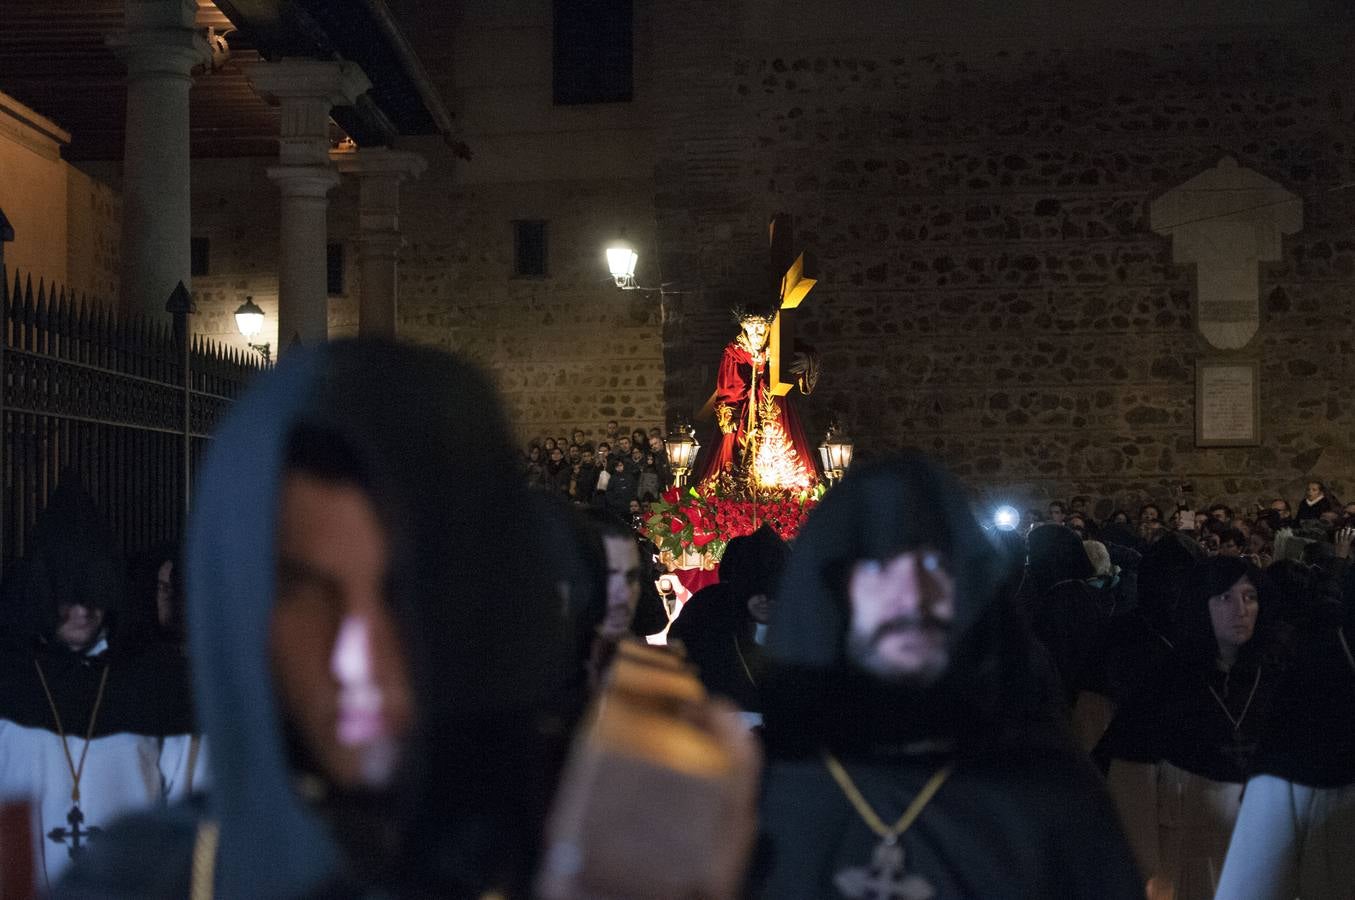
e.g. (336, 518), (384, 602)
(58, 341), (576, 897)
(539, 641), (761, 899)
(752, 454), (1142, 899)
(0, 479), (198, 893)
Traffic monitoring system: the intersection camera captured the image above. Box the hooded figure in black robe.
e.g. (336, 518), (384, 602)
(1215, 563), (1355, 898)
(1102, 556), (1278, 783)
(1020, 524), (1109, 707)
(0, 478), (197, 891)
(667, 524), (789, 714)
(1099, 556), (1279, 899)
(56, 341), (577, 898)
(1093, 532), (1204, 769)
(751, 453), (1141, 899)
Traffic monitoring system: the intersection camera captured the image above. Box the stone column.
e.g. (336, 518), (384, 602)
(331, 148), (427, 338)
(110, 0), (209, 321)
(243, 60), (370, 351)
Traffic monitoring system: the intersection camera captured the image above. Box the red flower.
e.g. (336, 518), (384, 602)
(669, 516), (686, 534)
(692, 531), (717, 548)
(662, 487), (681, 505)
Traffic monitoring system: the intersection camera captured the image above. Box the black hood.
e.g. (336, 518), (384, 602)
(1098, 522), (1144, 555)
(0, 478), (121, 652)
(719, 523), (789, 609)
(184, 340), (574, 897)
(1135, 531), (1203, 637)
(1026, 524), (1095, 593)
(763, 453), (1047, 756)
(1175, 556), (1271, 668)
(0, 477), (194, 738)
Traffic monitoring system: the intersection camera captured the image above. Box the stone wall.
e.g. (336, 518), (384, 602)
(186, 156), (359, 362)
(182, 155), (665, 446)
(65, 165), (120, 303)
(395, 167), (665, 445)
(650, 0), (1355, 514)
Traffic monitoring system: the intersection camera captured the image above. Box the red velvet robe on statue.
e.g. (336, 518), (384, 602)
(694, 339), (819, 488)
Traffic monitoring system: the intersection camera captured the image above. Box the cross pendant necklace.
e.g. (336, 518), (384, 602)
(1206, 666), (1261, 734)
(1206, 666), (1261, 773)
(823, 752), (954, 900)
(34, 660), (111, 858)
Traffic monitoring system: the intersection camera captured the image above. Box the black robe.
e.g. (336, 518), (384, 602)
(753, 454), (1141, 899)
(667, 582), (765, 712)
(756, 740), (1143, 899)
(1251, 585), (1355, 788)
(1100, 555), (1278, 782)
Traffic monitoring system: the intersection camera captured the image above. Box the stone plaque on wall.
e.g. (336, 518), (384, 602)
(1196, 361), (1259, 447)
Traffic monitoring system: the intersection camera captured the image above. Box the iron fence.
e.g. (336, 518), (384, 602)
(0, 267), (263, 570)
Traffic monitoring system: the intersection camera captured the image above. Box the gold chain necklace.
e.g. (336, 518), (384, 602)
(823, 752), (954, 898)
(1206, 666), (1261, 735)
(733, 634), (757, 687)
(34, 659), (111, 806)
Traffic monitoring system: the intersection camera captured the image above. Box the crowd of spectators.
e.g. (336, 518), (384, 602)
(522, 419), (674, 519)
(1026, 480), (1352, 569)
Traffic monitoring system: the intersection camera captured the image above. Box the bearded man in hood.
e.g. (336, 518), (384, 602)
(751, 453), (1142, 899)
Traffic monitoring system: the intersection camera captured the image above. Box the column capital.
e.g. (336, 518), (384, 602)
(108, 0), (210, 80)
(330, 147), (429, 181)
(242, 59), (371, 109)
(245, 60), (371, 166)
(266, 165), (341, 198)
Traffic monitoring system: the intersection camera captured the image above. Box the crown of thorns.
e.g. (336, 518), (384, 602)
(731, 304), (777, 324)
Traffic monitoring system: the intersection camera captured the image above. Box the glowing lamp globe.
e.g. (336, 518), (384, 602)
(664, 425), (700, 486)
(606, 242), (639, 287)
(993, 505), (1020, 532)
(234, 296), (265, 338)
(817, 426), (855, 483)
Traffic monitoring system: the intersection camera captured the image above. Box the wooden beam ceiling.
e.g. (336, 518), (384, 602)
(0, 0), (452, 162)
(0, 1), (279, 160)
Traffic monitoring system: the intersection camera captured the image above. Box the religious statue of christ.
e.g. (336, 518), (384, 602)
(694, 304), (821, 491)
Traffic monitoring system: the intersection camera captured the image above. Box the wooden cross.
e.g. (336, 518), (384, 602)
(47, 804), (102, 859)
(696, 213), (818, 421)
(766, 213), (818, 397)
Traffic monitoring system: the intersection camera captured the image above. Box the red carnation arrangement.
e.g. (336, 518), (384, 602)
(644, 478), (823, 567)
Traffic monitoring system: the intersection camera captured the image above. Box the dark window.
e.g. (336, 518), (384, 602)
(553, 0), (633, 105)
(327, 243), (345, 296)
(190, 237), (210, 277)
(513, 221), (548, 277)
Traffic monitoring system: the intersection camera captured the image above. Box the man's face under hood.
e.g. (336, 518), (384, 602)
(845, 548), (955, 684)
(270, 472), (414, 790)
(767, 453), (1001, 676)
(54, 601), (105, 652)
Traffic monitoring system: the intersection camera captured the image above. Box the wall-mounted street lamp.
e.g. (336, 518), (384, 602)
(818, 425), (855, 485)
(233, 296), (272, 364)
(606, 240), (640, 289)
(664, 424), (701, 488)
